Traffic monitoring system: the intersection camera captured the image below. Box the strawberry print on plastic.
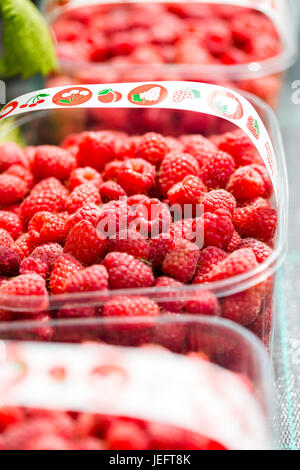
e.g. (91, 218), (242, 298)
(247, 117), (260, 140)
(128, 84), (168, 106)
(52, 87), (92, 106)
(208, 91), (243, 120)
(172, 87), (201, 103)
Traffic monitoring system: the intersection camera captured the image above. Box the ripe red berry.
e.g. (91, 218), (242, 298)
(162, 239), (199, 283)
(202, 189), (236, 216)
(99, 181), (127, 203)
(200, 150), (235, 189)
(104, 252), (155, 289)
(65, 264), (109, 293)
(49, 253), (82, 294)
(136, 132), (168, 166)
(208, 248), (258, 282)
(68, 167), (102, 191)
(102, 295), (159, 319)
(0, 174), (28, 205)
(0, 142), (28, 172)
(134, 198), (171, 238)
(226, 164), (272, 201)
(233, 204), (277, 243)
(64, 220), (107, 265)
(32, 145), (76, 182)
(77, 131), (115, 172)
(65, 183), (101, 214)
(108, 228), (149, 260)
(114, 158), (156, 195)
(159, 151), (199, 197)
(185, 290), (221, 316)
(193, 246), (227, 284)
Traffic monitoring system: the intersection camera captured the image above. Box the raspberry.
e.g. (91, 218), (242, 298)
(99, 181), (127, 203)
(233, 204), (277, 243)
(108, 229), (149, 260)
(208, 248), (257, 282)
(68, 167), (102, 191)
(114, 136), (141, 160)
(103, 295), (159, 319)
(0, 408), (24, 432)
(104, 252), (155, 289)
(76, 438), (106, 450)
(203, 209), (234, 250)
(57, 306), (98, 319)
(102, 160), (123, 181)
(221, 288), (261, 326)
(0, 211), (23, 239)
(0, 228), (14, 248)
(0, 142), (28, 172)
(97, 200), (135, 238)
(13, 233), (37, 259)
(227, 230), (242, 252)
(202, 189), (236, 216)
(235, 238), (272, 264)
(170, 218), (197, 244)
(167, 175), (207, 210)
(107, 420), (149, 450)
(249, 303), (272, 338)
(193, 247), (227, 284)
(148, 232), (175, 269)
(65, 264), (109, 293)
(158, 151), (199, 197)
(134, 198), (171, 238)
(226, 164), (272, 201)
(200, 150), (235, 189)
(0, 246), (21, 276)
(65, 183), (101, 213)
(28, 211), (68, 244)
(162, 239), (199, 283)
(0, 174), (28, 205)
(77, 131), (115, 172)
(180, 134), (217, 167)
(136, 132), (167, 166)
(66, 202), (101, 232)
(49, 253), (82, 294)
(155, 276), (185, 312)
(19, 256), (49, 280)
(64, 220), (107, 265)
(31, 242), (63, 268)
(0, 274), (48, 316)
(1, 419), (59, 450)
(32, 145), (76, 181)
(185, 290), (221, 316)
(203, 19), (231, 56)
(30, 177), (69, 198)
(20, 190), (67, 223)
(5, 164), (34, 189)
(24, 435), (75, 451)
(114, 158), (156, 195)
(217, 129), (260, 167)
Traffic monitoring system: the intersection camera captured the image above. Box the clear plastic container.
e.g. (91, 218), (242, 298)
(0, 316), (275, 450)
(44, 0), (298, 108)
(0, 81), (288, 349)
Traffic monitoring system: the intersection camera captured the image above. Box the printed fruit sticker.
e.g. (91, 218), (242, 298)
(172, 87), (201, 103)
(98, 88), (122, 103)
(208, 91), (243, 120)
(247, 117), (260, 140)
(128, 84), (167, 106)
(19, 93), (50, 109)
(0, 101), (18, 120)
(52, 87), (92, 106)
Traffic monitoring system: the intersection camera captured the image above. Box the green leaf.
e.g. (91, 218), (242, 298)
(191, 89), (201, 99)
(98, 89), (112, 95)
(58, 99), (70, 104)
(0, 0), (58, 79)
(38, 93), (50, 98)
(132, 94), (142, 102)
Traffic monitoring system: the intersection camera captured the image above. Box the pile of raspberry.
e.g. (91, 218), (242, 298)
(0, 128), (276, 340)
(54, 4), (281, 67)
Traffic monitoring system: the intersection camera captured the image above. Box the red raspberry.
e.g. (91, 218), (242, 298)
(108, 229), (149, 260)
(231, 11), (278, 49)
(31, 242), (63, 268)
(0, 174), (28, 205)
(0, 274), (48, 316)
(24, 434), (75, 451)
(68, 167), (102, 191)
(106, 420), (150, 450)
(233, 204), (277, 243)
(0, 211), (23, 239)
(136, 132), (168, 166)
(134, 198), (171, 238)
(208, 248), (257, 282)
(5, 164), (34, 189)
(155, 276), (185, 312)
(226, 164), (272, 201)
(148, 232), (175, 269)
(127, 194), (149, 209)
(49, 253), (82, 294)
(65, 264), (109, 293)
(64, 220), (107, 265)
(202, 189), (236, 216)
(0, 407), (24, 432)
(249, 303), (272, 338)
(217, 129), (260, 167)
(13, 233), (37, 259)
(185, 290), (221, 316)
(102, 160), (123, 181)
(167, 175), (207, 211)
(0, 246), (21, 276)
(65, 183), (101, 214)
(66, 202), (101, 232)
(76, 438), (106, 451)
(200, 150), (235, 189)
(0, 142), (28, 172)
(114, 158), (156, 195)
(28, 211), (68, 244)
(99, 181), (127, 203)
(104, 252), (155, 289)
(19, 256), (49, 280)
(114, 136), (141, 160)
(30, 177), (69, 198)
(158, 151), (199, 197)
(97, 200), (135, 238)
(0, 228), (14, 248)
(20, 190), (67, 223)
(57, 306), (98, 319)
(170, 218), (197, 244)
(32, 145), (76, 181)
(180, 134), (217, 167)
(222, 288), (262, 326)
(162, 239), (199, 283)
(227, 230), (242, 252)
(77, 131), (115, 172)
(235, 238), (272, 264)
(24, 146), (36, 167)
(103, 295), (159, 319)
(193, 247), (227, 284)
(203, 209), (234, 250)
(203, 19), (232, 56)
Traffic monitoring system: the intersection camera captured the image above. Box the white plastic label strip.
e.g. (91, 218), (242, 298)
(0, 81), (279, 199)
(0, 341), (271, 450)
